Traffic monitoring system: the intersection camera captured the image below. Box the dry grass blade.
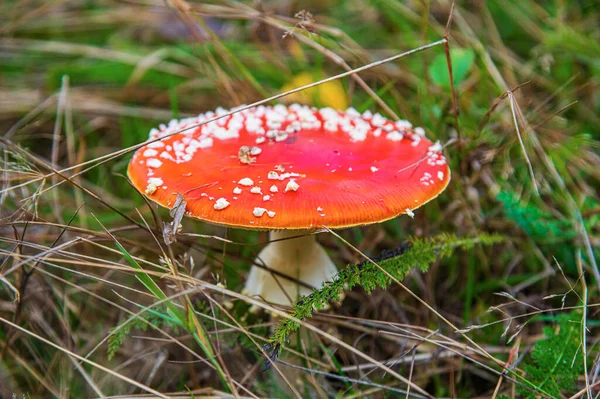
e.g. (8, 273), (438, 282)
(507, 90), (539, 195)
(0, 316), (170, 399)
(443, 1), (461, 142)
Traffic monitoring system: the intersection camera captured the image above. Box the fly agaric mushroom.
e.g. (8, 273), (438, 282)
(128, 104), (450, 305)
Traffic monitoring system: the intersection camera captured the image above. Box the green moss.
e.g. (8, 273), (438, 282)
(264, 233), (504, 368)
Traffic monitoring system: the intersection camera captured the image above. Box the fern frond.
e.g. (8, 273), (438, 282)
(265, 233), (503, 368)
(497, 191), (575, 242)
(518, 312), (585, 398)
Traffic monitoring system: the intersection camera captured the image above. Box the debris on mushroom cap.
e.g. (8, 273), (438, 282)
(238, 145), (262, 164)
(238, 146), (254, 164)
(128, 104), (450, 229)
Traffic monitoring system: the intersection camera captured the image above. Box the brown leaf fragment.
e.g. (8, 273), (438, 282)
(163, 193), (186, 245)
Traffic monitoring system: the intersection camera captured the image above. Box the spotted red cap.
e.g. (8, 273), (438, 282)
(127, 104), (450, 229)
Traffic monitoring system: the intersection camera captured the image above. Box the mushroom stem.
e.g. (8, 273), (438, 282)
(244, 230), (338, 306)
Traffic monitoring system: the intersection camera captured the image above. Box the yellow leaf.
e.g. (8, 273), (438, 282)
(281, 72), (348, 110)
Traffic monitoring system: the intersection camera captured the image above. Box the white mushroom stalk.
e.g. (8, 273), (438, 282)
(244, 230), (337, 306)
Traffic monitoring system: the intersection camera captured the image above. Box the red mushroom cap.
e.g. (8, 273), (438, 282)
(127, 104), (450, 229)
